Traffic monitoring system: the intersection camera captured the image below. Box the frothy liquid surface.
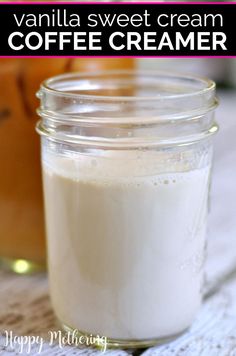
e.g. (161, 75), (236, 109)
(43, 154), (210, 340)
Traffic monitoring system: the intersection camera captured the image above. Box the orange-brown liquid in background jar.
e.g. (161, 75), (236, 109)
(0, 58), (135, 271)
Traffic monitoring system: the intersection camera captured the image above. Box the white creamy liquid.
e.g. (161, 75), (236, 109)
(43, 152), (210, 340)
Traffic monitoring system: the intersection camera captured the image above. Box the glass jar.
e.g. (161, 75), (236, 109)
(0, 59), (134, 273)
(36, 71), (218, 348)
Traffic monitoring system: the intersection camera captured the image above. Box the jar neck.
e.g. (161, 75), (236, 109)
(36, 71), (219, 148)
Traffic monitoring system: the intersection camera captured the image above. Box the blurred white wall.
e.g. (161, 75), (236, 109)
(137, 58), (236, 87)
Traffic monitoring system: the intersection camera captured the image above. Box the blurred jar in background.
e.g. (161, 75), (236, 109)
(0, 58), (134, 273)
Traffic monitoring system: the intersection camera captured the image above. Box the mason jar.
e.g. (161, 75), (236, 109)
(36, 71), (218, 349)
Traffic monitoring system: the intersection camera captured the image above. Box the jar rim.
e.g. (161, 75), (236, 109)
(39, 69), (216, 102)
